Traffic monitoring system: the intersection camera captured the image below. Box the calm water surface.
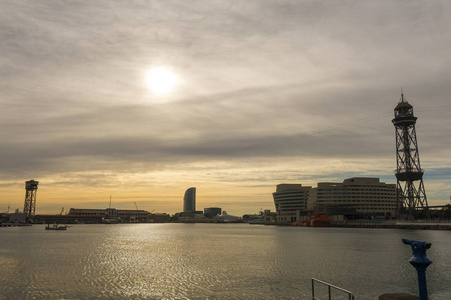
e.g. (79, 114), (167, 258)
(0, 224), (450, 300)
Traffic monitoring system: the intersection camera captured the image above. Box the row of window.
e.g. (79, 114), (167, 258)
(318, 197), (394, 200)
(319, 188), (394, 192)
(70, 212), (149, 216)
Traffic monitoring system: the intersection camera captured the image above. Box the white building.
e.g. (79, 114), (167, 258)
(272, 177), (397, 222)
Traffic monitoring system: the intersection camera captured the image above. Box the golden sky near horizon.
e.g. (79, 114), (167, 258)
(1, 1), (451, 215)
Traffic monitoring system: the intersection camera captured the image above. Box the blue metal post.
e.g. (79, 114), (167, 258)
(402, 239), (432, 300)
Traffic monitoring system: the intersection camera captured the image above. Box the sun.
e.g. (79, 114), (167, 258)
(145, 67), (179, 95)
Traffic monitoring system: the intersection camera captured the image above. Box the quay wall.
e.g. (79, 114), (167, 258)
(334, 222), (451, 230)
(0, 223), (32, 227)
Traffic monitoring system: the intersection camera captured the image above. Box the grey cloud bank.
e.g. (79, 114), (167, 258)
(1, 0), (451, 212)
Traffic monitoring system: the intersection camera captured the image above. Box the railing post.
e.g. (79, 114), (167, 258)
(312, 278), (315, 300)
(312, 278), (353, 300)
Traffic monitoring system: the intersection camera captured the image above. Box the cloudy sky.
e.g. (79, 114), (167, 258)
(1, 0), (450, 215)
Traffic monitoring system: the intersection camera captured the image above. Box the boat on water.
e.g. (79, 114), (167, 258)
(308, 211), (331, 227)
(249, 218), (264, 224)
(291, 221), (307, 226)
(291, 211), (331, 227)
(102, 196), (119, 224)
(102, 217), (119, 224)
(45, 224), (68, 230)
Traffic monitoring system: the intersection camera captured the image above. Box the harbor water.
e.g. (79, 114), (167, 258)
(0, 224), (450, 299)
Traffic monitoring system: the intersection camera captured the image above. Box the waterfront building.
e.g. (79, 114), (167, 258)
(316, 178), (396, 217)
(263, 210), (277, 225)
(68, 208), (153, 223)
(34, 213), (102, 224)
(273, 184), (313, 212)
(33, 210), (170, 224)
(272, 177), (397, 223)
(215, 211), (242, 222)
(183, 187), (196, 212)
(173, 187), (203, 221)
(273, 184), (313, 223)
(8, 212), (27, 223)
(204, 207), (222, 218)
(151, 213), (171, 223)
(174, 211), (205, 222)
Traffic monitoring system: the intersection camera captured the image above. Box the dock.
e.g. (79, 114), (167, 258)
(337, 221), (451, 230)
(0, 223), (32, 227)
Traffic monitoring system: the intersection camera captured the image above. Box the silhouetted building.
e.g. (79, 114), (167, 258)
(150, 213), (171, 223)
(9, 212), (27, 223)
(183, 187), (196, 212)
(204, 207), (222, 218)
(68, 208), (152, 223)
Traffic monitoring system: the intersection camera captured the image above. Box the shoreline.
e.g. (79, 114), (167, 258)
(333, 221), (451, 230)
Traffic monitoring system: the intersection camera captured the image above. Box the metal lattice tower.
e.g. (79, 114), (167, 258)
(23, 180), (39, 221)
(392, 93), (428, 217)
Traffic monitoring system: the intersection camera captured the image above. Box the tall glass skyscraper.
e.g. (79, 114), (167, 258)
(183, 187), (196, 212)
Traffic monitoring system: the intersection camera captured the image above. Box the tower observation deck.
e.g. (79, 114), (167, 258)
(392, 93), (428, 217)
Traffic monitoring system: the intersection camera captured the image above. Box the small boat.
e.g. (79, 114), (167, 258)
(249, 218), (264, 224)
(102, 217), (119, 224)
(102, 196), (119, 224)
(45, 224), (68, 230)
(291, 221), (307, 226)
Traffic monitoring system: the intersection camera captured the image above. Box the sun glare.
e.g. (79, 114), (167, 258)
(146, 67), (178, 95)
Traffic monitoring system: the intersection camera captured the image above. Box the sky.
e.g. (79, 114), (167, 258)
(1, 0), (451, 216)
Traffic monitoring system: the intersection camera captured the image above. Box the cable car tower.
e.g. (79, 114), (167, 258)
(392, 93), (428, 217)
(23, 180), (39, 221)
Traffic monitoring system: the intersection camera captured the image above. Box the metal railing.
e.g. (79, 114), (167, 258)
(312, 278), (355, 300)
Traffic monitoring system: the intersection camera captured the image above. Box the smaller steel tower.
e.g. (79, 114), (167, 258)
(392, 93), (428, 217)
(23, 180), (39, 221)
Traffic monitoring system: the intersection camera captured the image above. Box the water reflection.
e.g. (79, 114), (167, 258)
(0, 224), (449, 299)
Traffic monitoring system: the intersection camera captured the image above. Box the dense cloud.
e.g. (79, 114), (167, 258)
(1, 0), (450, 213)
